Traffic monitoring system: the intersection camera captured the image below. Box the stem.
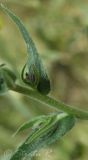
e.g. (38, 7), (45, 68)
(9, 83), (88, 120)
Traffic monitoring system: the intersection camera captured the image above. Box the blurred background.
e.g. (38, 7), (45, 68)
(0, 0), (88, 160)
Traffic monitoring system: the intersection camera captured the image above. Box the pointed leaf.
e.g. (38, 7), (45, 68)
(13, 115), (47, 137)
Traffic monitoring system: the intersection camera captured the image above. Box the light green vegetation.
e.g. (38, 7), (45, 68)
(0, 1), (88, 160)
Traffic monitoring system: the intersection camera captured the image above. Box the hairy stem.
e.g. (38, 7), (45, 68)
(9, 83), (88, 120)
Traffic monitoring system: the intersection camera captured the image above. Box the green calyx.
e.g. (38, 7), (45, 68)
(0, 4), (51, 95)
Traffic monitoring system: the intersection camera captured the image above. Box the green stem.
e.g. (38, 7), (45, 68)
(9, 83), (88, 120)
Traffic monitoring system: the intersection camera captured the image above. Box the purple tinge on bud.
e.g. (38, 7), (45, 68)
(25, 72), (36, 85)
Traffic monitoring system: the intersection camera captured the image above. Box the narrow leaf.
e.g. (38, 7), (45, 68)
(13, 115), (47, 137)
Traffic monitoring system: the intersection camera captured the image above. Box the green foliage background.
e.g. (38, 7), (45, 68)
(0, 0), (88, 159)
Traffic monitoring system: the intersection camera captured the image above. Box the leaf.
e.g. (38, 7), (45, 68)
(0, 67), (8, 95)
(10, 113), (75, 160)
(0, 64), (17, 95)
(13, 115), (48, 137)
(0, 3), (51, 95)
